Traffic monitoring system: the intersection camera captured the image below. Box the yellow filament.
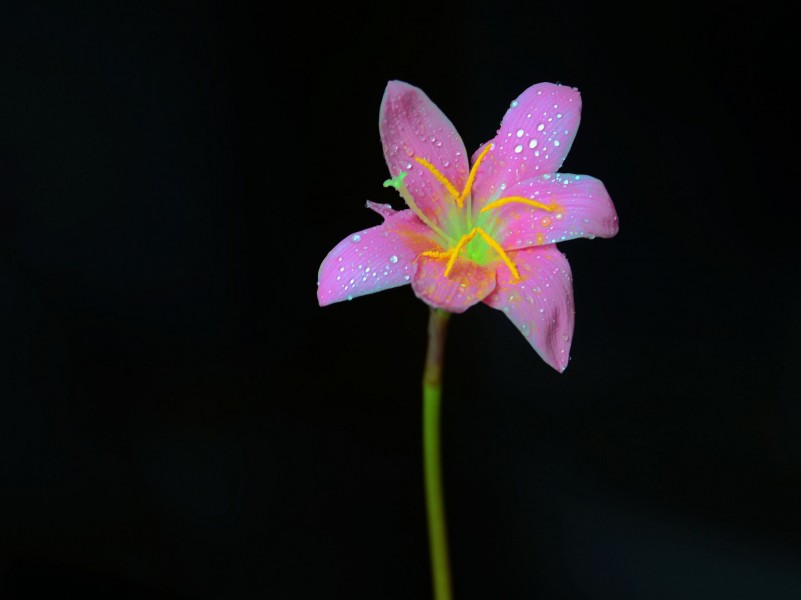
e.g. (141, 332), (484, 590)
(437, 227), (520, 281)
(475, 228), (520, 281)
(443, 230), (477, 276)
(414, 157), (461, 202)
(422, 249), (452, 260)
(480, 196), (557, 213)
(458, 143), (493, 208)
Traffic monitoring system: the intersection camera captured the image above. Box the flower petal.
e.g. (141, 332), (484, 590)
(490, 173), (619, 250)
(411, 255), (496, 313)
(317, 204), (436, 306)
(379, 81), (470, 225)
(471, 82), (582, 207)
(483, 245), (574, 372)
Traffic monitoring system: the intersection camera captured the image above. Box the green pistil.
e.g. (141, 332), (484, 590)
(385, 171), (452, 245)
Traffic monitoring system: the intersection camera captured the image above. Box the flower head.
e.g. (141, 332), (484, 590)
(317, 81), (618, 371)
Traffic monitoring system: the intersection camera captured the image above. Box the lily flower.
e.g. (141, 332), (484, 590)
(317, 81), (618, 371)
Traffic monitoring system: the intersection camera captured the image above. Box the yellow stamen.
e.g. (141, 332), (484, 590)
(438, 227), (520, 281)
(458, 142), (493, 208)
(421, 249), (452, 260)
(443, 229), (477, 276)
(480, 196), (557, 213)
(474, 228), (520, 281)
(414, 156), (461, 202)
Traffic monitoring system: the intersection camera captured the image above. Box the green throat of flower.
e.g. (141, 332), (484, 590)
(384, 143), (558, 282)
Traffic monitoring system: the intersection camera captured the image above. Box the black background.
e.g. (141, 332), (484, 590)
(1, 1), (799, 599)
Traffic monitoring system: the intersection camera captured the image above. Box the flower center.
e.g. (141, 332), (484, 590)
(384, 144), (561, 283)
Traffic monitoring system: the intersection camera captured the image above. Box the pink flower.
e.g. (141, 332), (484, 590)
(317, 81), (619, 371)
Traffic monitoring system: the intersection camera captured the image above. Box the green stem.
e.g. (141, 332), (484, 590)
(423, 307), (453, 600)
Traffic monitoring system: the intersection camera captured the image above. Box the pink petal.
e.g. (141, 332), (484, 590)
(411, 255), (497, 313)
(491, 173), (619, 250)
(471, 83), (582, 206)
(379, 81), (470, 225)
(317, 204), (436, 306)
(483, 245), (574, 372)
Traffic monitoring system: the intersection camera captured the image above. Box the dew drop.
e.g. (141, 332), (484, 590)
(516, 128), (525, 138)
(389, 255), (398, 263)
(553, 140), (560, 147)
(514, 144), (523, 153)
(510, 100), (519, 108)
(529, 139), (538, 149)
(556, 113), (563, 119)
(536, 123), (545, 131)
(351, 234), (361, 242)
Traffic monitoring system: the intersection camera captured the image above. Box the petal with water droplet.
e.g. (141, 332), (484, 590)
(317, 207), (436, 306)
(484, 245), (574, 372)
(380, 81), (470, 225)
(492, 174), (619, 248)
(412, 255), (496, 313)
(471, 83), (582, 200)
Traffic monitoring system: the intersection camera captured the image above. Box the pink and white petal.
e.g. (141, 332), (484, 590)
(492, 174), (619, 250)
(483, 245), (574, 372)
(412, 255), (497, 313)
(471, 83), (582, 208)
(380, 81), (470, 225)
(317, 207), (436, 306)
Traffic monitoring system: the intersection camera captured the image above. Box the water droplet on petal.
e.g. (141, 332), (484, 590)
(536, 123), (545, 131)
(389, 255), (398, 263)
(529, 139), (538, 149)
(516, 128), (525, 138)
(351, 234), (361, 242)
(514, 145), (523, 154)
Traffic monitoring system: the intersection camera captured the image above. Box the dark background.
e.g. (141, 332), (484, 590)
(1, 1), (799, 598)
